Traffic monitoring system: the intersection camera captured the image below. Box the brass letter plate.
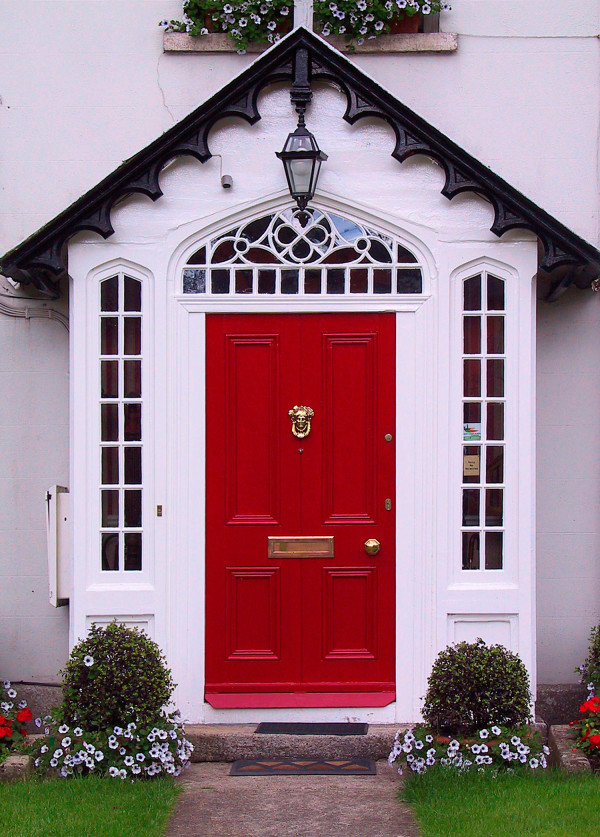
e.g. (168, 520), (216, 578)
(268, 536), (334, 559)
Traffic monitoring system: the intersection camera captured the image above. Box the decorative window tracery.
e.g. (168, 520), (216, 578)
(182, 208), (423, 296)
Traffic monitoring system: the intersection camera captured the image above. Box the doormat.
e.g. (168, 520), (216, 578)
(230, 759), (376, 776)
(255, 722), (368, 736)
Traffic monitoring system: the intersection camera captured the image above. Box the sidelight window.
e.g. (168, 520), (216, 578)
(461, 272), (505, 571)
(99, 274), (143, 572)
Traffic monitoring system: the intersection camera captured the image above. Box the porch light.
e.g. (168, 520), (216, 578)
(276, 118), (328, 213)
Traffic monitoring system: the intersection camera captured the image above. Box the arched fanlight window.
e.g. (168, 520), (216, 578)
(182, 208), (423, 296)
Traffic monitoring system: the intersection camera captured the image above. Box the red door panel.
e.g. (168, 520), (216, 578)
(205, 313), (395, 705)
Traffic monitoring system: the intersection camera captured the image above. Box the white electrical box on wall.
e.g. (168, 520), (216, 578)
(46, 485), (71, 607)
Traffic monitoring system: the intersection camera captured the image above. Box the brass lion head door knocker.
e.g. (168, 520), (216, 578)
(288, 405), (314, 439)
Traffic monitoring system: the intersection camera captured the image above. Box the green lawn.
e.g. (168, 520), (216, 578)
(0, 775), (180, 837)
(403, 767), (600, 837)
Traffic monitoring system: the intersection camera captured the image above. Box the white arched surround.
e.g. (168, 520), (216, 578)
(68, 82), (539, 723)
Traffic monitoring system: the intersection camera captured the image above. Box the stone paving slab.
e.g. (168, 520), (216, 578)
(167, 759), (419, 837)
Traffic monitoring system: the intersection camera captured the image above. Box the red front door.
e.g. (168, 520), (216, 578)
(205, 313), (395, 707)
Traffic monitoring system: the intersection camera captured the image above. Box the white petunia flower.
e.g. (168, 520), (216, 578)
(61, 737), (71, 748)
(95, 751), (104, 761)
(109, 766), (119, 777)
(491, 726), (501, 736)
(83, 656), (94, 667)
(58, 724), (69, 734)
(479, 729), (489, 739)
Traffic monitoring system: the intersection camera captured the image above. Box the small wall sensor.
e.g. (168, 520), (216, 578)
(221, 174), (233, 190)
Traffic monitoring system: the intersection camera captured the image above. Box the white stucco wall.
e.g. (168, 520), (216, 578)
(1, 1), (599, 684)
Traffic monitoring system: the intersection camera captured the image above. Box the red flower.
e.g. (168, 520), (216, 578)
(588, 734), (600, 748)
(0, 715), (7, 726)
(16, 708), (32, 723)
(0, 726), (12, 738)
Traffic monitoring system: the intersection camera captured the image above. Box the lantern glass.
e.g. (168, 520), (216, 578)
(277, 123), (327, 211)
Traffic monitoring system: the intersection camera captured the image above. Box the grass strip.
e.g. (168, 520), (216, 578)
(0, 775), (180, 837)
(402, 767), (600, 837)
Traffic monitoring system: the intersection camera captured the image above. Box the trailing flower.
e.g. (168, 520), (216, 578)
(314, 0), (451, 45)
(159, 0), (451, 51)
(30, 710), (193, 780)
(0, 680), (32, 760)
(388, 724), (550, 776)
(575, 621), (600, 696)
(160, 0), (293, 52)
(570, 694), (600, 759)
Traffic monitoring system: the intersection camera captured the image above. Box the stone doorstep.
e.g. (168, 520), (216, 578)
(0, 754), (32, 781)
(185, 723), (408, 762)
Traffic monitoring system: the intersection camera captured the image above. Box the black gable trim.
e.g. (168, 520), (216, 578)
(2, 27), (599, 296)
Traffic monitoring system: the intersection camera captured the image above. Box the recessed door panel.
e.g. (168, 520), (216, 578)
(206, 312), (395, 703)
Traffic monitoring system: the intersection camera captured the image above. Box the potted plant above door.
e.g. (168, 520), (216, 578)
(314, 0), (451, 44)
(160, 0), (294, 52)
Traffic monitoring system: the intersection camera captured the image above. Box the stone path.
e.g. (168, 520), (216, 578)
(167, 760), (419, 837)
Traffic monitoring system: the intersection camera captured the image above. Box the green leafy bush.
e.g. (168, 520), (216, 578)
(60, 623), (175, 731)
(422, 638), (531, 735)
(577, 622), (600, 695)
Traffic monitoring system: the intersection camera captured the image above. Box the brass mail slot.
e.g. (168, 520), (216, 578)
(268, 536), (334, 559)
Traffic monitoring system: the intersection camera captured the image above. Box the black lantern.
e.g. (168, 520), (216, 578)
(276, 119), (328, 213)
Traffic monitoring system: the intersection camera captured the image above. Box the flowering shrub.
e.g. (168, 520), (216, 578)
(30, 711), (193, 780)
(389, 725), (550, 776)
(0, 681), (32, 760)
(422, 639), (532, 735)
(576, 621), (600, 696)
(570, 694), (600, 761)
(61, 622), (175, 731)
(160, 0), (293, 52)
(314, 0), (451, 44)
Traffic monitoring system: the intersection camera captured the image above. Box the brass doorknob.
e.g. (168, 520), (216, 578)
(364, 538), (381, 555)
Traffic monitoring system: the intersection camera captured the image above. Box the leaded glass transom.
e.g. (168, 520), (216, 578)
(182, 208), (423, 296)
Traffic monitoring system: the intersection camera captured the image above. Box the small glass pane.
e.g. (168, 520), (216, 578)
(462, 532), (480, 570)
(235, 269), (253, 294)
(487, 316), (505, 354)
(123, 318), (141, 355)
(463, 317), (481, 354)
(101, 277), (118, 312)
(281, 269), (299, 294)
(487, 402), (504, 440)
(485, 489), (503, 526)
(487, 275), (505, 311)
(258, 269), (275, 294)
(485, 531), (503, 569)
(304, 269), (321, 294)
(102, 533), (119, 571)
(124, 277), (141, 312)
(124, 404), (141, 442)
(464, 359), (481, 397)
(396, 268), (422, 294)
(124, 490), (142, 528)
(124, 533), (142, 571)
(102, 447), (119, 485)
(487, 359), (504, 397)
(101, 404), (119, 441)
(373, 268), (391, 294)
(464, 402), (481, 424)
(211, 269), (230, 293)
(101, 318), (118, 355)
(124, 447), (142, 485)
(462, 489), (480, 526)
(464, 275), (481, 311)
(102, 490), (119, 527)
(350, 268), (368, 294)
(124, 360), (141, 398)
(326, 269), (345, 294)
(463, 445), (481, 484)
(486, 446), (504, 484)
(187, 245), (206, 265)
(101, 361), (119, 398)
(183, 268), (206, 293)
(397, 244), (418, 263)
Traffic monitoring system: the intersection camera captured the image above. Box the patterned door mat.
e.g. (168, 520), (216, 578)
(255, 722), (368, 736)
(230, 759), (376, 776)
